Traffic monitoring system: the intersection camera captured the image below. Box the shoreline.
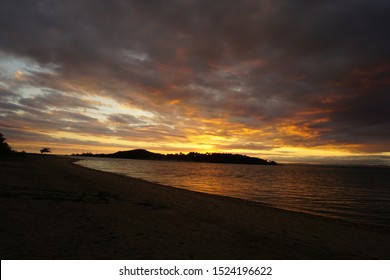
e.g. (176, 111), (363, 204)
(1, 154), (390, 259)
(74, 157), (389, 230)
(74, 156), (390, 229)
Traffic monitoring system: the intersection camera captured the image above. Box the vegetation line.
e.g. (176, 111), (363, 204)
(72, 149), (277, 165)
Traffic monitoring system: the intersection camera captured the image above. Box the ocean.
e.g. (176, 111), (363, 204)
(74, 157), (390, 227)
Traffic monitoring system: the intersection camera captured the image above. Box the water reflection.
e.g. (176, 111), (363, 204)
(75, 157), (390, 226)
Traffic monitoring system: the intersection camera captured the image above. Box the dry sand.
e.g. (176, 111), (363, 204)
(1, 154), (389, 259)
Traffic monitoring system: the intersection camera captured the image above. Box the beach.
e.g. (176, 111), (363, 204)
(1, 155), (389, 259)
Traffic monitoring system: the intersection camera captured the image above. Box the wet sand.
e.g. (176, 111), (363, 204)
(1, 154), (389, 259)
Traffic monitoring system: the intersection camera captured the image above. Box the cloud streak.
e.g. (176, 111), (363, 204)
(0, 0), (389, 162)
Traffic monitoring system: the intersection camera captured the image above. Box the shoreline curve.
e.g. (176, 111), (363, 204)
(1, 154), (389, 259)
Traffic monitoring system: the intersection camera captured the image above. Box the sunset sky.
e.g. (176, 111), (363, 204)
(1, 0), (389, 164)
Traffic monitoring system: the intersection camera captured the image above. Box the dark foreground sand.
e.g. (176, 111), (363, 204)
(1, 154), (389, 259)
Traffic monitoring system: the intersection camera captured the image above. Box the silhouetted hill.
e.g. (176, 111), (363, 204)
(73, 149), (277, 165)
(112, 149), (163, 159)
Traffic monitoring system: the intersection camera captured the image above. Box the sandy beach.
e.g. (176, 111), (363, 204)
(1, 154), (389, 259)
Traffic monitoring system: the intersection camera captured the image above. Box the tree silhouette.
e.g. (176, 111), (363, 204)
(0, 133), (13, 154)
(40, 147), (51, 154)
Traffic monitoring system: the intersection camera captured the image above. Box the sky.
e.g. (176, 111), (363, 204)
(0, 0), (390, 165)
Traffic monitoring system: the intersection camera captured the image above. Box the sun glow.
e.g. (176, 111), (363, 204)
(274, 146), (355, 157)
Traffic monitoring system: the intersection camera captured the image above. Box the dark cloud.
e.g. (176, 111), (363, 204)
(0, 87), (111, 138)
(107, 113), (149, 125)
(0, 86), (16, 98)
(0, 87), (25, 113)
(0, 0), (389, 156)
(17, 90), (96, 110)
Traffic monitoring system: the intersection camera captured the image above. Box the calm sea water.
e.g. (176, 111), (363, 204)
(74, 157), (390, 227)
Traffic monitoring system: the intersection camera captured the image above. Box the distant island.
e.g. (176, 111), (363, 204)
(72, 149), (277, 165)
